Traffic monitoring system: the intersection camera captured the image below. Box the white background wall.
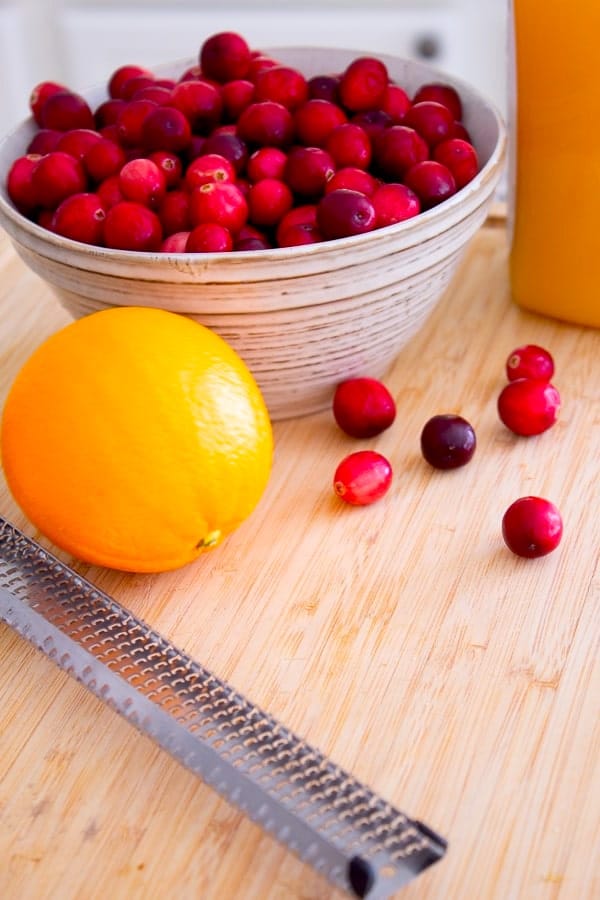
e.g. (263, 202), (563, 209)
(0, 0), (508, 133)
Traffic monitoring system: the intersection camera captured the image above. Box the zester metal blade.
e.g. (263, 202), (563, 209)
(0, 515), (446, 898)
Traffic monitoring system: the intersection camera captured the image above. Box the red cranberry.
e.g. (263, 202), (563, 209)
(97, 174), (125, 209)
(403, 101), (454, 147)
(158, 189), (191, 234)
(420, 414), (476, 469)
(39, 91), (95, 131)
(201, 132), (249, 172)
(186, 135), (207, 162)
(307, 75), (340, 103)
(141, 105), (191, 152)
(324, 167), (379, 197)
(325, 123), (371, 170)
(51, 192), (106, 244)
(247, 178), (293, 226)
(450, 121), (472, 142)
(502, 496), (563, 558)
(505, 345), (555, 382)
(120, 75), (156, 102)
(83, 138), (126, 182)
(317, 189), (376, 240)
(333, 450), (393, 506)
(277, 223), (323, 247)
(351, 109), (392, 141)
(148, 151), (182, 189)
(413, 83), (463, 121)
(108, 65), (153, 99)
(284, 146), (335, 199)
(246, 146), (287, 182)
(234, 236), (272, 251)
(236, 101), (294, 148)
(56, 128), (101, 161)
(29, 81), (67, 125)
(185, 153), (235, 190)
(168, 80), (222, 132)
(221, 79), (255, 120)
(103, 201), (162, 251)
(294, 99), (347, 146)
(275, 203), (317, 244)
(497, 380), (561, 436)
(178, 64), (203, 83)
(160, 231), (191, 252)
(374, 126), (428, 180)
(37, 209), (55, 231)
(234, 176), (250, 198)
(339, 57), (388, 112)
(99, 124), (121, 144)
(404, 160), (456, 209)
(333, 378), (396, 438)
(118, 158), (166, 208)
(31, 151), (87, 209)
(186, 222), (233, 252)
(382, 84), (411, 123)
(94, 98), (127, 129)
(116, 99), (157, 146)
(253, 66), (308, 110)
(246, 55), (280, 83)
(236, 223), (267, 242)
(200, 31), (251, 82)
(27, 129), (61, 155)
(372, 182), (420, 227)
(7, 155), (41, 212)
(155, 78), (176, 91)
(189, 182), (248, 232)
(133, 85), (172, 105)
(433, 138), (479, 189)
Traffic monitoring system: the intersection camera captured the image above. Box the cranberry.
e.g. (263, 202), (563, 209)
(433, 138), (479, 189)
(186, 135), (207, 162)
(148, 151), (182, 189)
(294, 99), (347, 146)
(120, 75), (156, 102)
(39, 91), (95, 132)
(420, 414), (476, 469)
(497, 380), (560, 436)
(221, 79), (255, 120)
(158, 189), (191, 234)
(185, 153), (235, 190)
(51, 192), (106, 244)
(382, 84), (411, 123)
(83, 138), (126, 182)
(94, 98), (127, 129)
(404, 160), (456, 209)
(109, 65), (153, 99)
(247, 54), (280, 82)
(307, 75), (340, 103)
(351, 109), (392, 141)
(186, 223), (233, 252)
(403, 101), (454, 147)
(168, 80), (222, 132)
(37, 209), (55, 231)
(333, 450), (393, 506)
(246, 146), (287, 182)
(234, 236), (272, 251)
(140, 106), (191, 152)
(56, 128), (101, 161)
(236, 101), (294, 148)
(27, 129), (61, 155)
(450, 121), (472, 142)
(201, 132), (249, 172)
(253, 65), (309, 110)
(133, 85), (172, 105)
(116, 99), (157, 146)
(200, 32), (251, 82)
(189, 182), (248, 232)
(413, 83), (463, 121)
(103, 201), (162, 251)
(277, 223), (323, 247)
(317, 189), (376, 240)
(284, 146), (335, 199)
(339, 57), (388, 112)
(178, 64), (204, 83)
(7, 154), (41, 212)
(505, 345), (555, 382)
(333, 378), (396, 438)
(275, 203), (317, 244)
(31, 151), (87, 209)
(97, 174), (125, 209)
(118, 158), (166, 208)
(324, 167), (379, 197)
(371, 183), (420, 227)
(374, 126), (428, 180)
(29, 81), (67, 125)
(160, 231), (191, 252)
(502, 497), (563, 558)
(325, 123), (372, 170)
(247, 178), (293, 226)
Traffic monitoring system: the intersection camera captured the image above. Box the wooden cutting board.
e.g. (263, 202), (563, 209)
(0, 223), (598, 900)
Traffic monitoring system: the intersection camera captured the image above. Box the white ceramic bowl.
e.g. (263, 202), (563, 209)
(0, 48), (506, 420)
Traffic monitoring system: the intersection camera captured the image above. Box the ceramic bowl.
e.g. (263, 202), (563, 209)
(0, 47), (506, 420)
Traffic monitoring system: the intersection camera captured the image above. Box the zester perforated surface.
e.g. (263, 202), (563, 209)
(0, 517), (445, 898)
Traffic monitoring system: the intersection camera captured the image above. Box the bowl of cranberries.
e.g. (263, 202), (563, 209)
(0, 33), (506, 420)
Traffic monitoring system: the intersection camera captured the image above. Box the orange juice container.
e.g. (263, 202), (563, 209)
(508, 1), (600, 327)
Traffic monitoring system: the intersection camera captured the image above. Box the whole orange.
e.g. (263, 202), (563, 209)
(1, 307), (273, 572)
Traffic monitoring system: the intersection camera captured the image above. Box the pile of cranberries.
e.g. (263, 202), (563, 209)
(5, 31), (480, 253)
(331, 343), (563, 559)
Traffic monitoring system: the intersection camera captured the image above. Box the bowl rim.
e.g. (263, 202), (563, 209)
(0, 46), (507, 264)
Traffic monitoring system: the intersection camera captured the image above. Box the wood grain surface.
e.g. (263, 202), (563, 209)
(0, 223), (598, 900)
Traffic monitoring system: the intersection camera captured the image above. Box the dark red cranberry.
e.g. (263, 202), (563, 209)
(420, 414), (476, 469)
(374, 126), (428, 180)
(275, 203), (317, 245)
(29, 81), (67, 125)
(94, 98), (126, 129)
(317, 189), (376, 240)
(51, 192), (106, 244)
(39, 91), (95, 131)
(200, 31), (251, 82)
(200, 132), (248, 173)
(103, 201), (163, 251)
(502, 497), (563, 558)
(158, 189), (191, 234)
(56, 128), (101, 161)
(132, 85), (172, 105)
(27, 129), (61, 155)
(339, 57), (388, 112)
(277, 222), (323, 247)
(31, 151), (87, 208)
(307, 74), (341, 103)
(141, 106), (191, 152)
(116, 99), (157, 146)
(168, 80), (222, 133)
(404, 160), (456, 209)
(236, 101), (294, 148)
(404, 101), (455, 147)
(83, 138), (126, 182)
(413, 82), (463, 121)
(351, 109), (393, 141)
(220, 79), (255, 120)
(333, 378), (396, 438)
(120, 75), (156, 102)
(294, 99), (347, 146)
(284, 146), (335, 199)
(7, 155), (41, 212)
(97, 174), (125, 209)
(234, 236), (272, 251)
(108, 65), (153, 99)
